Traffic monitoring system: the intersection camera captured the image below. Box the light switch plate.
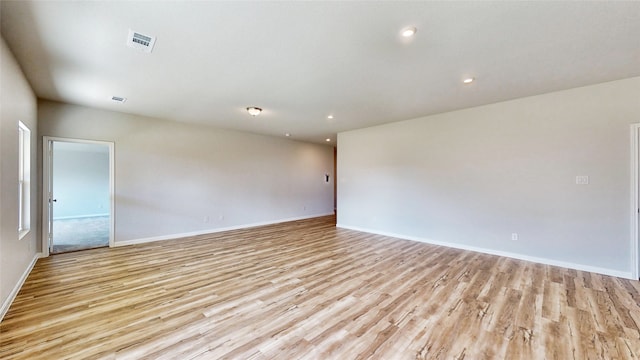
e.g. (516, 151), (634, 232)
(576, 175), (589, 185)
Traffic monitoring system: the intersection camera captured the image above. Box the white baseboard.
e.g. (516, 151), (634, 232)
(53, 213), (109, 221)
(336, 223), (633, 280)
(0, 252), (42, 322)
(116, 213), (334, 247)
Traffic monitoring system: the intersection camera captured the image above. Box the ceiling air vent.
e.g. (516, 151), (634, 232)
(111, 96), (127, 103)
(126, 29), (156, 53)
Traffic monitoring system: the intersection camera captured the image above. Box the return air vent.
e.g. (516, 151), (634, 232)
(126, 29), (156, 53)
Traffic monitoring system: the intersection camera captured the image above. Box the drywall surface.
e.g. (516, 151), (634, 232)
(52, 143), (110, 219)
(39, 101), (334, 242)
(0, 37), (39, 314)
(338, 77), (640, 276)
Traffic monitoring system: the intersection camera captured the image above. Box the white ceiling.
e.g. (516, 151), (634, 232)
(2, 1), (639, 144)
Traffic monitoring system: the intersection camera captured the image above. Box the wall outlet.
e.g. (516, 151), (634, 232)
(576, 175), (589, 185)
(511, 233), (518, 241)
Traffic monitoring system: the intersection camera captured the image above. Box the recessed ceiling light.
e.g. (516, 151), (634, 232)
(401, 26), (417, 37)
(326, 138), (331, 142)
(246, 107), (262, 116)
(327, 115), (334, 119)
(111, 96), (126, 103)
(463, 77), (475, 84)
(285, 133), (291, 137)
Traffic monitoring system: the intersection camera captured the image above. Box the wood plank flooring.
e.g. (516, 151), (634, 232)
(2, 215), (640, 359)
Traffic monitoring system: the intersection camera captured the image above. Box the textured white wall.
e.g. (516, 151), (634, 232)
(0, 37), (39, 310)
(39, 101), (335, 242)
(338, 77), (640, 276)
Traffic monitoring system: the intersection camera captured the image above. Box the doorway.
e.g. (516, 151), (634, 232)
(43, 137), (115, 255)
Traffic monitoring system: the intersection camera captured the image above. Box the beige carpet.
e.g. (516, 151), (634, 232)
(51, 216), (109, 253)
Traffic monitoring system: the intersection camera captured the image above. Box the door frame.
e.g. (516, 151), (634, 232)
(630, 124), (640, 280)
(42, 136), (115, 257)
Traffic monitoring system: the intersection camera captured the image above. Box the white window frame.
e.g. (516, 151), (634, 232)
(18, 121), (31, 239)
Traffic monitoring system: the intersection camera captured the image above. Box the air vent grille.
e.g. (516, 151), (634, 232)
(132, 33), (152, 47)
(126, 29), (156, 53)
(111, 96), (126, 103)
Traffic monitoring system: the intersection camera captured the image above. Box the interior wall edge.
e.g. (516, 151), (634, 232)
(0, 35), (39, 320)
(336, 76), (640, 276)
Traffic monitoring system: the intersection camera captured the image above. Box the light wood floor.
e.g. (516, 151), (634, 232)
(2, 216), (640, 359)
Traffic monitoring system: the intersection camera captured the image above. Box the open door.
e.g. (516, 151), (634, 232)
(43, 137), (115, 255)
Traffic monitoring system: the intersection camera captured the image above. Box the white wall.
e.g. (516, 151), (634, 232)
(39, 101), (335, 243)
(338, 77), (640, 278)
(52, 144), (110, 219)
(0, 37), (39, 317)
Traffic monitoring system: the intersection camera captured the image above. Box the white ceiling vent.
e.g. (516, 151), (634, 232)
(126, 29), (156, 53)
(111, 96), (127, 103)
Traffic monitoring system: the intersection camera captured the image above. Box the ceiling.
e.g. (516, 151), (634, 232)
(2, 1), (639, 145)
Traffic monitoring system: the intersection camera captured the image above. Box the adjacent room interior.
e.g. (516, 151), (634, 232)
(48, 140), (111, 253)
(1, 1), (640, 359)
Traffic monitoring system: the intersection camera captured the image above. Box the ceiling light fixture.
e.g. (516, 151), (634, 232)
(246, 107), (262, 116)
(327, 115), (334, 119)
(463, 77), (475, 84)
(285, 133), (291, 137)
(326, 138), (331, 142)
(401, 26), (417, 37)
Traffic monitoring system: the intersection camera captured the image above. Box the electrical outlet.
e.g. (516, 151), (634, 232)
(576, 175), (589, 185)
(511, 233), (518, 241)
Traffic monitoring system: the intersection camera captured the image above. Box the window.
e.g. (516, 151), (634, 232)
(18, 121), (30, 239)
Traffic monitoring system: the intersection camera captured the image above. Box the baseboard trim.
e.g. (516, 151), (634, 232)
(116, 213), (334, 247)
(0, 252), (42, 322)
(336, 224), (633, 280)
(53, 213), (109, 221)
